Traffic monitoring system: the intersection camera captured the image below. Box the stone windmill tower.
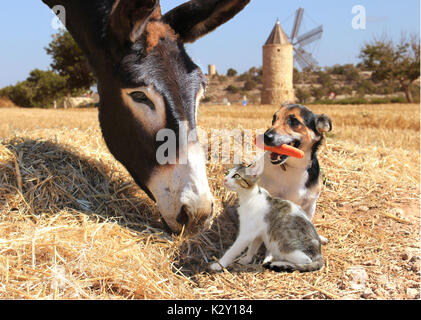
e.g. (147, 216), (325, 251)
(262, 10), (324, 105)
(261, 19), (294, 105)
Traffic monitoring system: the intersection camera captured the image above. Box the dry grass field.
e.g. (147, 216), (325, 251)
(0, 103), (419, 299)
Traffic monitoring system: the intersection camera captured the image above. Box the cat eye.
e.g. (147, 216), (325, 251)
(233, 174), (241, 179)
(129, 91), (155, 110)
(287, 115), (301, 128)
(224, 171), (230, 176)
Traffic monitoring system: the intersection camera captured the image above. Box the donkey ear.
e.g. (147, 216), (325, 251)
(316, 114), (332, 133)
(162, 0), (250, 43)
(110, 0), (160, 43)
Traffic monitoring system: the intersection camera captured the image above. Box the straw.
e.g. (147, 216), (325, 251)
(0, 104), (419, 299)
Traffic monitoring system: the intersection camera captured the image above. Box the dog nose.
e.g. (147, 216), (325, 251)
(264, 130), (276, 145)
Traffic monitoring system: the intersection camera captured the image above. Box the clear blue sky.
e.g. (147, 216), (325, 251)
(0, 0), (419, 88)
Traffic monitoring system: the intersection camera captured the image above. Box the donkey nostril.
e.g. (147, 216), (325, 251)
(176, 205), (189, 225)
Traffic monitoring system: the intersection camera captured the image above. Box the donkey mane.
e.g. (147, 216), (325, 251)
(145, 20), (178, 53)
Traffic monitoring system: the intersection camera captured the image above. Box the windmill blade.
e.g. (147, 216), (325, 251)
(297, 48), (319, 66)
(294, 25), (323, 47)
(294, 47), (319, 69)
(290, 8), (304, 41)
(294, 52), (311, 70)
(294, 49), (312, 69)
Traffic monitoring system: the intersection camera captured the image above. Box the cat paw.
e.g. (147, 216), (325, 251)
(238, 257), (252, 265)
(319, 235), (329, 245)
(209, 262), (223, 271)
(262, 254), (274, 266)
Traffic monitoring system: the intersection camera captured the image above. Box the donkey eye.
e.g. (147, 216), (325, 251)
(288, 116), (301, 128)
(129, 91), (155, 110)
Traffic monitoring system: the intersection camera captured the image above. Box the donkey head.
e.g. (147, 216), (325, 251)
(74, 0), (250, 233)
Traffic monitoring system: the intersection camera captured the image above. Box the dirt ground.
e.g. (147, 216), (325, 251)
(0, 104), (419, 299)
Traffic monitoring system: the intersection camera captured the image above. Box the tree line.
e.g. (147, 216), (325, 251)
(1, 31), (419, 107)
(215, 33), (420, 104)
(0, 31), (95, 108)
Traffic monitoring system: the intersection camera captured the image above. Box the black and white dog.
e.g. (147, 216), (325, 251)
(258, 104), (332, 242)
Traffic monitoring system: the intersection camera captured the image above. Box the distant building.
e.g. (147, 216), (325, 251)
(208, 64), (217, 76)
(261, 19), (295, 105)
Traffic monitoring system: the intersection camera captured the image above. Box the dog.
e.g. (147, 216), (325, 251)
(257, 103), (332, 242)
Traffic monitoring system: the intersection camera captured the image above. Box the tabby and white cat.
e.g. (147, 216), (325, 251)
(210, 162), (324, 272)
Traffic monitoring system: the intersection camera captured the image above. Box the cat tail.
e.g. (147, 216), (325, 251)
(266, 255), (324, 273)
(295, 254), (324, 272)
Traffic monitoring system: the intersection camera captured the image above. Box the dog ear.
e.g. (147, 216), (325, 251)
(110, 0), (160, 43)
(316, 114), (332, 133)
(281, 101), (294, 107)
(162, 0), (250, 43)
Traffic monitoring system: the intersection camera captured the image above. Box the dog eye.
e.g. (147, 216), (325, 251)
(129, 91), (155, 110)
(288, 116), (301, 128)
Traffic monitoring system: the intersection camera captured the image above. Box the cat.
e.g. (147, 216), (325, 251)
(210, 162), (324, 272)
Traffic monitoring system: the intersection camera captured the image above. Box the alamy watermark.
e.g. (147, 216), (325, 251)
(156, 123), (265, 166)
(352, 5), (366, 30)
(51, 5), (66, 30)
(51, 4), (368, 32)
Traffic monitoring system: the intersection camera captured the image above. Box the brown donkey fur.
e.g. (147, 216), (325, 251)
(42, 0), (250, 233)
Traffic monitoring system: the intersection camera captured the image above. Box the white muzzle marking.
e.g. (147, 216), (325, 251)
(147, 142), (214, 232)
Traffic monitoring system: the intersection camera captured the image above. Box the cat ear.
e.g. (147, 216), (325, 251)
(316, 114), (332, 133)
(245, 159), (264, 178)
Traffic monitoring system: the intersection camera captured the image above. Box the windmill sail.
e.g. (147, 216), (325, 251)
(294, 48), (318, 69)
(290, 8), (304, 41)
(294, 52), (310, 69)
(294, 25), (323, 47)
